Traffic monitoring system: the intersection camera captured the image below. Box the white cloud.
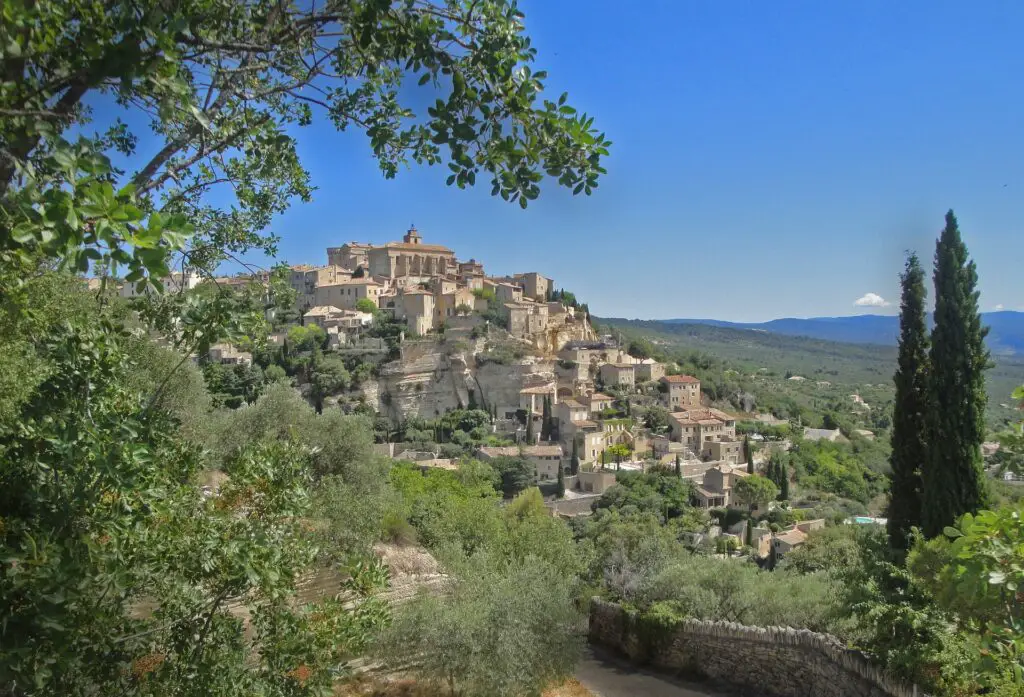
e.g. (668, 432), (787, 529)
(853, 292), (891, 308)
(994, 304), (1005, 311)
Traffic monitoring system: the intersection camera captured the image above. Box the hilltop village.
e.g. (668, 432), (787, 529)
(186, 227), (799, 546)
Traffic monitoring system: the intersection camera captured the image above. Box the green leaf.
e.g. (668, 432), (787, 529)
(943, 526), (964, 538)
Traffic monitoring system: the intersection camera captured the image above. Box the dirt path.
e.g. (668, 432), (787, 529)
(576, 647), (743, 697)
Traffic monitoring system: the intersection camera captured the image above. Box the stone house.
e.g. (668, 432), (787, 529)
(560, 419), (605, 463)
(692, 464), (750, 509)
(634, 359), (665, 382)
(660, 374), (701, 409)
(303, 305), (373, 331)
(668, 408), (737, 455)
(208, 343), (252, 367)
(588, 392), (614, 414)
(120, 270), (202, 298)
(511, 272), (552, 302)
(519, 384), (558, 414)
(505, 300), (549, 339)
(494, 281), (524, 304)
(578, 470), (617, 494)
(599, 363), (635, 388)
(290, 264), (352, 308)
(557, 398), (589, 424)
(772, 528), (808, 564)
(477, 444), (565, 481)
(705, 439), (744, 465)
(314, 278), (386, 311)
(390, 288), (435, 336)
(327, 242), (373, 270)
(435, 284), (475, 324)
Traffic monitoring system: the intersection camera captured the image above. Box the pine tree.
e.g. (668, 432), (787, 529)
(556, 463), (566, 498)
(923, 210), (990, 537)
(570, 437), (580, 475)
(888, 253), (930, 549)
(744, 435), (754, 474)
(540, 396), (552, 441)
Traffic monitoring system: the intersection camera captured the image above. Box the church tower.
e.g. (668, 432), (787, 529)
(403, 224), (422, 245)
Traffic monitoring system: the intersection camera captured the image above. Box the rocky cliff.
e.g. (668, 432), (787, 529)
(372, 321), (591, 422)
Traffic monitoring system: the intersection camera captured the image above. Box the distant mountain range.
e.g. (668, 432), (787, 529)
(661, 311), (1024, 356)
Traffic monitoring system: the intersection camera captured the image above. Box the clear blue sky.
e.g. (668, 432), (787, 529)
(236, 1), (1024, 321)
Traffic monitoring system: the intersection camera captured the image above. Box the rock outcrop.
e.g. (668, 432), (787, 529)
(372, 324), (588, 422)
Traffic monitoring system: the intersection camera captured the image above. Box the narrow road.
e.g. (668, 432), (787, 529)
(576, 647), (739, 697)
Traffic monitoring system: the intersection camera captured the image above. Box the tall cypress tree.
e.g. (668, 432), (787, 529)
(556, 462), (566, 498)
(778, 460), (790, 501)
(525, 410), (534, 444)
(570, 437), (580, 475)
(744, 435), (754, 474)
(540, 396), (552, 441)
(887, 253), (930, 549)
(674, 453), (681, 477)
(923, 210), (990, 537)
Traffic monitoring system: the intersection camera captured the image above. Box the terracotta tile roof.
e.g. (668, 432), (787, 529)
(661, 374), (700, 384)
(775, 528), (808, 546)
(589, 393), (614, 402)
(303, 305), (344, 316)
(561, 399), (586, 408)
(519, 385), (555, 395)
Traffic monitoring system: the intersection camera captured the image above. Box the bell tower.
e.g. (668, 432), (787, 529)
(403, 224), (422, 245)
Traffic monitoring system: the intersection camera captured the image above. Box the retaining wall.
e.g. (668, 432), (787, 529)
(589, 599), (925, 697)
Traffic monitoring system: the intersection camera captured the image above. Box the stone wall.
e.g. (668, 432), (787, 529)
(589, 599), (926, 697)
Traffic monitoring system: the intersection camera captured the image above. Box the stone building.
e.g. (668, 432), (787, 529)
(366, 226), (456, 280)
(303, 305), (372, 331)
(599, 363), (635, 388)
(668, 407), (737, 456)
(120, 270), (201, 298)
(326, 242), (374, 270)
(635, 359), (665, 382)
(505, 301), (549, 339)
(705, 439), (744, 464)
(660, 374), (701, 409)
(557, 398), (589, 424)
(388, 287), (435, 336)
(477, 444), (565, 481)
(313, 278), (386, 311)
(692, 464), (750, 509)
(512, 271), (552, 302)
(208, 343), (252, 366)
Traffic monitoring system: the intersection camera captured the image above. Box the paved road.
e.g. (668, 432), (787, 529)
(576, 647), (738, 697)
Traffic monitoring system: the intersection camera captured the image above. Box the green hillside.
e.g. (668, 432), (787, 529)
(598, 318), (1024, 428)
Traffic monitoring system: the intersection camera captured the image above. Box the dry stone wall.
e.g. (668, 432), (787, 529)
(589, 599), (926, 697)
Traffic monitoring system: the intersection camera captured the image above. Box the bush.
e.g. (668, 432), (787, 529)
(382, 511), (418, 546)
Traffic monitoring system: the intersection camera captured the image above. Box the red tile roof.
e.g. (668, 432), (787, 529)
(662, 375), (700, 384)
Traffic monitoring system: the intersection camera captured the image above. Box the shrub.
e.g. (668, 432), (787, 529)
(382, 512), (419, 547)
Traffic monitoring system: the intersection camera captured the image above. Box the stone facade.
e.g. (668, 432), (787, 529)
(589, 599), (925, 697)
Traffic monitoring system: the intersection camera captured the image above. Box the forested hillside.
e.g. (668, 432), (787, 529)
(599, 318), (1024, 428)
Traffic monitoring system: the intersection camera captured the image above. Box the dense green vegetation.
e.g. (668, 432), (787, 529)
(600, 317), (1024, 428)
(888, 253), (930, 550)
(0, 0), (611, 694)
(922, 212), (990, 537)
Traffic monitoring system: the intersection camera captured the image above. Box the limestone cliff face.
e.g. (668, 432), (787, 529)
(373, 335), (564, 422)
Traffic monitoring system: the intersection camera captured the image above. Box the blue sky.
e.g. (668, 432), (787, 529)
(230, 2), (1024, 321)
